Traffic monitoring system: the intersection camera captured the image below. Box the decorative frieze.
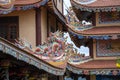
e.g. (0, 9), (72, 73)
(98, 12), (120, 24)
(96, 40), (120, 57)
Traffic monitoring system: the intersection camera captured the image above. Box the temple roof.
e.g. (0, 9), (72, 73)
(0, 0), (46, 6)
(0, 37), (66, 75)
(1, 31), (120, 75)
(15, 0), (43, 5)
(67, 59), (120, 75)
(69, 60), (117, 69)
(71, 0), (120, 12)
(72, 0), (120, 7)
(0, 35), (120, 75)
(67, 25), (120, 35)
(0, 0), (48, 14)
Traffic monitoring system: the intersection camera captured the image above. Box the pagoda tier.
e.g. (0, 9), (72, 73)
(67, 25), (120, 39)
(0, 0), (48, 14)
(66, 0), (120, 47)
(67, 60), (120, 75)
(69, 0), (120, 25)
(65, 1), (120, 77)
(71, 0), (120, 12)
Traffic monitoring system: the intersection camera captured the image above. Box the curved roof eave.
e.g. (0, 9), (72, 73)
(67, 60), (120, 75)
(67, 24), (120, 36)
(71, 0), (120, 12)
(0, 0), (49, 14)
(0, 37), (66, 75)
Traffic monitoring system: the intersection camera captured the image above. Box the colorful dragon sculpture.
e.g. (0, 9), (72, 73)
(15, 31), (89, 63)
(34, 31), (68, 61)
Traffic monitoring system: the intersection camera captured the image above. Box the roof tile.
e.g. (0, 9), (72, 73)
(70, 60), (117, 69)
(73, 0), (120, 7)
(68, 25), (120, 35)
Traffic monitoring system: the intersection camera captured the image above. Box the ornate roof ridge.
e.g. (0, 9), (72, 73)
(0, 37), (66, 75)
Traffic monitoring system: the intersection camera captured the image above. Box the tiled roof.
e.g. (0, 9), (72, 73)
(71, 0), (120, 12)
(0, 37), (119, 75)
(0, 0), (46, 14)
(15, 0), (43, 5)
(68, 25), (120, 35)
(69, 60), (117, 69)
(72, 0), (120, 7)
(0, 0), (43, 7)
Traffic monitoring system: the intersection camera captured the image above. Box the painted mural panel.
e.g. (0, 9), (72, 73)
(99, 12), (120, 24)
(96, 40), (120, 57)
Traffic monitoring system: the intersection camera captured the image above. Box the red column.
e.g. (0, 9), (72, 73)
(35, 8), (41, 46)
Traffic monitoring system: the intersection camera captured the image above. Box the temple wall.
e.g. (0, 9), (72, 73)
(41, 7), (47, 43)
(3, 9), (36, 48)
(95, 12), (120, 27)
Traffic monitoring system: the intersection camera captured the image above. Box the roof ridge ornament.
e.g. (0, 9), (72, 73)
(74, 0), (97, 5)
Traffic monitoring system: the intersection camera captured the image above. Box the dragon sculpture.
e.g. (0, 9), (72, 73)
(15, 31), (89, 63)
(34, 31), (68, 61)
